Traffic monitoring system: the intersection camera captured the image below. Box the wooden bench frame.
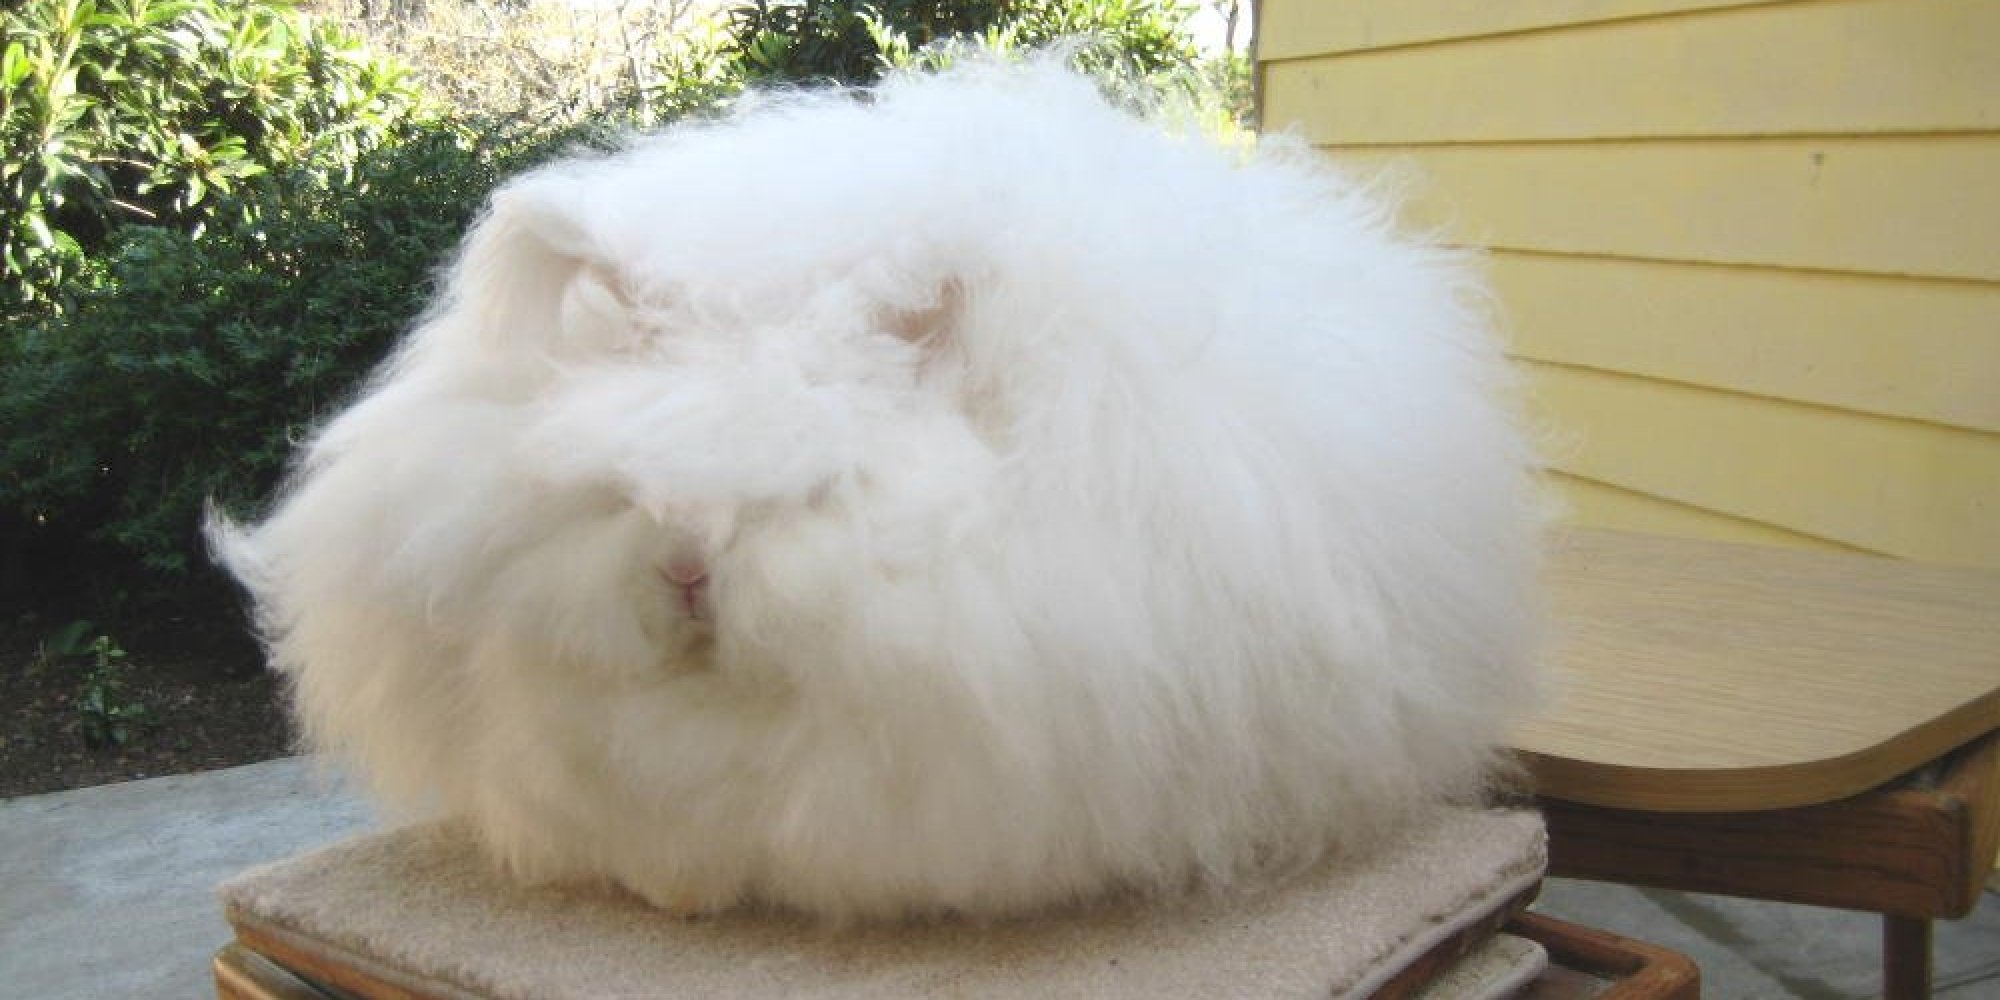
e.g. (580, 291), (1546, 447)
(1539, 732), (1997, 1000)
(215, 910), (1702, 1000)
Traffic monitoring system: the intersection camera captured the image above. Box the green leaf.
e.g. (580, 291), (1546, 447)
(2, 42), (29, 89)
(25, 213), (55, 249)
(144, 0), (201, 26)
(43, 620), (96, 658)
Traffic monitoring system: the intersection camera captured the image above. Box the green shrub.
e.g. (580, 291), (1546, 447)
(0, 118), (583, 609)
(641, 14), (751, 123)
(723, 0), (1200, 88)
(725, 0), (1008, 85)
(1, 0), (420, 320)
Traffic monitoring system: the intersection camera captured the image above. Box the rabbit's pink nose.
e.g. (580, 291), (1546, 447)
(662, 558), (708, 587)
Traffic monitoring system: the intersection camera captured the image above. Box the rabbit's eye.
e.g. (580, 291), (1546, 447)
(879, 280), (961, 348)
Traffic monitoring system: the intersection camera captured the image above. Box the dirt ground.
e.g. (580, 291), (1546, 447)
(0, 614), (294, 799)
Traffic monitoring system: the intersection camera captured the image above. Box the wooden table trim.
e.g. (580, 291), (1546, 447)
(1539, 731), (1998, 920)
(1520, 689), (2000, 813)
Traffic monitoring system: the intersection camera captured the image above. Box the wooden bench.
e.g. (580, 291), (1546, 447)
(211, 808), (1701, 999)
(1515, 528), (2000, 1000)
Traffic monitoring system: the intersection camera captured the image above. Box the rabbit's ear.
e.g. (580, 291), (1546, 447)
(454, 176), (637, 355)
(881, 279), (962, 349)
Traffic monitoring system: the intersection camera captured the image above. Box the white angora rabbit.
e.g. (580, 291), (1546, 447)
(215, 63), (1543, 921)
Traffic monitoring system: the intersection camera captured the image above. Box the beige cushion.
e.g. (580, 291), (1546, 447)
(1414, 935), (1549, 1000)
(220, 808), (1544, 1000)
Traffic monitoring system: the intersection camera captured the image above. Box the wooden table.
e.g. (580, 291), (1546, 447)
(1514, 528), (2000, 1000)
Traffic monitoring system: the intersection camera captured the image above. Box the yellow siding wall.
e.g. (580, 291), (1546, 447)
(1257, 0), (2000, 567)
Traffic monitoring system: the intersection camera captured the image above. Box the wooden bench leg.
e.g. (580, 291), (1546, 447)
(1882, 915), (1931, 1000)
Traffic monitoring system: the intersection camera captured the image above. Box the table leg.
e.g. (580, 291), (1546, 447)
(1882, 915), (1932, 1000)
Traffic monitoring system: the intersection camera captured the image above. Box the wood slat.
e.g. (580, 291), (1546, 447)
(1330, 137), (2000, 282)
(1493, 253), (2000, 433)
(1513, 527), (2000, 811)
(215, 944), (344, 1000)
(232, 925), (440, 1000)
(1507, 912), (1701, 1000)
(1257, 0), (1775, 62)
(1265, 0), (2000, 144)
(1522, 361), (2000, 567)
(1546, 470), (1857, 554)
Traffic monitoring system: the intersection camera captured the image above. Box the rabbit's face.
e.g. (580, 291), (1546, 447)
(437, 186), (985, 683)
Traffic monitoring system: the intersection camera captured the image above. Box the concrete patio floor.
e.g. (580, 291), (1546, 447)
(3, 757), (1996, 999)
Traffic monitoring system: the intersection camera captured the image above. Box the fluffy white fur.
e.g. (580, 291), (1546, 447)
(215, 62), (1544, 922)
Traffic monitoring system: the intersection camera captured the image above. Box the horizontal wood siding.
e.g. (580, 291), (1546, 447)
(1333, 139), (2000, 282)
(1258, 0), (1783, 62)
(1526, 362), (2000, 566)
(1264, 0), (2000, 142)
(1491, 253), (2000, 434)
(1548, 472), (1861, 552)
(1259, 0), (2000, 567)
